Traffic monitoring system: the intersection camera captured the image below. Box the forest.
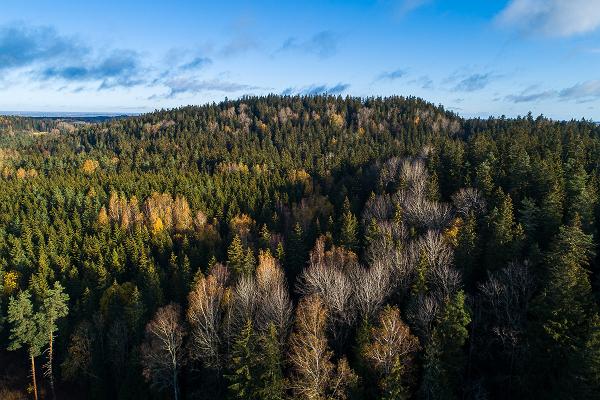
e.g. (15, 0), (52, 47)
(0, 95), (599, 399)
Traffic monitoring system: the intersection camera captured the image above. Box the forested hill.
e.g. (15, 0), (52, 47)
(1, 95), (600, 400)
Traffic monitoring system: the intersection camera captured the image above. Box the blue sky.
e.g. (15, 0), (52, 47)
(1, 0), (600, 120)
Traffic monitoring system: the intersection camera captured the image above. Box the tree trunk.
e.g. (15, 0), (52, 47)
(173, 368), (178, 400)
(31, 354), (39, 400)
(48, 332), (56, 400)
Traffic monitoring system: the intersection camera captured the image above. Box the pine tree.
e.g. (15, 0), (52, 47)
(565, 158), (597, 234)
(275, 242), (285, 262)
(539, 181), (564, 244)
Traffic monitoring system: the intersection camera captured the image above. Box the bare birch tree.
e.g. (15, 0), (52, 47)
(141, 303), (186, 400)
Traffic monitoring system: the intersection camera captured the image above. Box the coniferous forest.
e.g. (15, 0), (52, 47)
(0, 95), (600, 399)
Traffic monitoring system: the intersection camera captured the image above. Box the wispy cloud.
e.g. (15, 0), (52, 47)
(0, 24), (87, 71)
(409, 75), (433, 89)
(504, 80), (600, 103)
(0, 23), (147, 90)
(220, 16), (260, 57)
(40, 49), (143, 89)
(376, 69), (406, 81)
(452, 73), (494, 92)
(220, 36), (259, 57)
(559, 80), (600, 100)
(278, 31), (339, 59)
(180, 56), (212, 71)
(496, 0), (600, 37)
(505, 88), (557, 103)
(281, 83), (350, 96)
(158, 77), (261, 98)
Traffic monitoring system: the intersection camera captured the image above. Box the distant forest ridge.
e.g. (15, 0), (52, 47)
(1, 94), (600, 400)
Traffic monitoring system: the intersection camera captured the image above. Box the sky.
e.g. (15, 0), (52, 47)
(1, 0), (600, 120)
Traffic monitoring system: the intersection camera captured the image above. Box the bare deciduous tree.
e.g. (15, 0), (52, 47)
(297, 238), (357, 344)
(141, 303), (186, 400)
(351, 259), (394, 321)
(255, 251), (292, 337)
(407, 294), (439, 339)
(187, 273), (226, 369)
(362, 306), (420, 375)
(401, 159), (428, 199)
(452, 187), (486, 217)
(228, 275), (258, 339)
(362, 193), (395, 225)
(288, 295), (357, 400)
(478, 262), (533, 350)
(403, 197), (453, 231)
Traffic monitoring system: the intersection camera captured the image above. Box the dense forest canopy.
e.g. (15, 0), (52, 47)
(0, 95), (599, 399)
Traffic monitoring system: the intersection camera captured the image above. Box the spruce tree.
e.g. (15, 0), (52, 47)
(421, 291), (470, 400)
(339, 197), (359, 252)
(228, 234), (247, 280)
(254, 323), (286, 400)
(41, 282), (69, 400)
(226, 319), (257, 399)
(528, 218), (600, 398)
(7, 290), (46, 400)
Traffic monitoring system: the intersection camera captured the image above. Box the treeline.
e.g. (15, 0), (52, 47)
(0, 95), (599, 399)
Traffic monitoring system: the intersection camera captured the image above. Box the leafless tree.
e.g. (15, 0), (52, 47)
(362, 193), (395, 224)
(419, 230), (453, 271)
(478, 262), (533, 350)
(297, 238), (357, 344)
(208, 262), (230, 287)
(378, 157), (404, 190)
(141, 304), (186, 400)
(288, 295), (357, 400)
(351, 259), (394, 321)
(407, 294), (440, 339)
(227, 275), (258, 339)
(452, 188), (486, 217)
(475, 262), (533, 394)
(62, 321), (96, 382)
(402, 197), (453, 231)
(187, 273), (226, 370)
(418, 230), (461, 301)
(362, 306), (420, 375)
(255, 251), (293, 338)
(401, 159), (428, 199)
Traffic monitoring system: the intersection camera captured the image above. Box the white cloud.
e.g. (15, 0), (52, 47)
(497, 0), (600, 37)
